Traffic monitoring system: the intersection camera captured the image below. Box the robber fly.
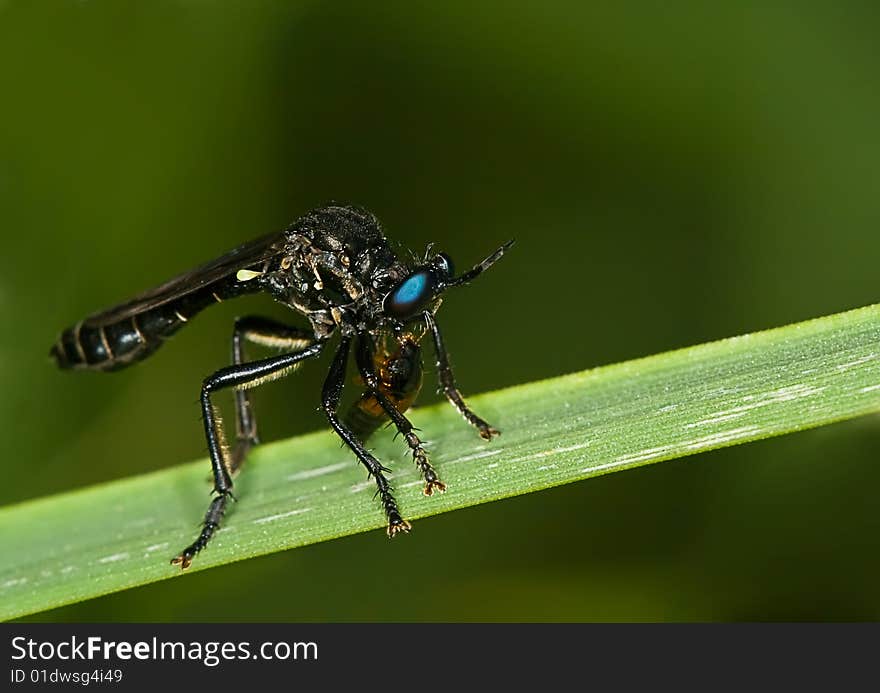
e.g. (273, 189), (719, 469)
(51, 204), (513, 569)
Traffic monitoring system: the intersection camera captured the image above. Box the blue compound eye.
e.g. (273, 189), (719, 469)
(383, 270), (438, 319)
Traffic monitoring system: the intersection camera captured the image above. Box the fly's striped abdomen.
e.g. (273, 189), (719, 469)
(52, 316), (152, 372)
(51, 276), (261, 372)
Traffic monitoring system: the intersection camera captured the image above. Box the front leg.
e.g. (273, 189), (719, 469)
(424, 311), (499, 440)
(172, 343), (324, 569)
(322, 337), (410, 536)
(354, 335), (445, 495)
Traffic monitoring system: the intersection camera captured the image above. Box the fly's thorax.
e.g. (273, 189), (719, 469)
(282, 204), (404, 287)
(260, 259), (401, 339)
(272, 205), (409, 311)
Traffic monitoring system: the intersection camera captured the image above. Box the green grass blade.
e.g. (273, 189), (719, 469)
(3, 304), (880, 620)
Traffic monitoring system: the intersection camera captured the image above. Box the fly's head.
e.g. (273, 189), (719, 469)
(379, 239), (515, 334)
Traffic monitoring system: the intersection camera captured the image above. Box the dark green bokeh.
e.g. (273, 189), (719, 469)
(2, 1), (878, 621)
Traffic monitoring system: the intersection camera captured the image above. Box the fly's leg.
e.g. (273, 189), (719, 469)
(355, 335), (445, 496)
(230, 316), (315, 475)
(424, 311), (499, 440)
(322, 337), (410, 536)
(172, 342), (324, 569)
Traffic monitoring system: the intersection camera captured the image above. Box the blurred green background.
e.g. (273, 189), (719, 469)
(2, 1), (879, 621)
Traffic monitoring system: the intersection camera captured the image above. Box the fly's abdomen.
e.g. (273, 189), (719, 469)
(52, 303), (191, 372)
(51, 279), (253, 372)
(52, 316), (153, 372)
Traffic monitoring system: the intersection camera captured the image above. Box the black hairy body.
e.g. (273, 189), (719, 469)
(52, 204), (513, 569)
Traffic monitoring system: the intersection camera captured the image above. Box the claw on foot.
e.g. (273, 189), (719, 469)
(479, 425), (501, 441)
(170, 552), (194, 570)
(387, 518), (412, 538)
(423, 479), (447, 496)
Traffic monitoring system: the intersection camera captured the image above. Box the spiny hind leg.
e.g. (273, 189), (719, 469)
(229, 316), (315, 475)
(172, 343), (324, 569)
